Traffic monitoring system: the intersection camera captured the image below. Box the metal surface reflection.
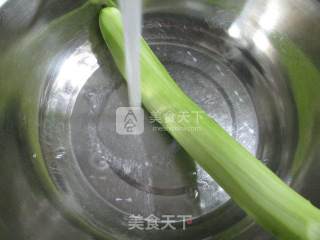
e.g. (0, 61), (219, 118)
(0, 0), (319, 240)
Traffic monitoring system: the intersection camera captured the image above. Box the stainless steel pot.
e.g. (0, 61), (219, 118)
(0, 0), (319, 239)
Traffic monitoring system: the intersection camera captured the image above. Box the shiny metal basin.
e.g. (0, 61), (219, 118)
(0, 0), (320, 239)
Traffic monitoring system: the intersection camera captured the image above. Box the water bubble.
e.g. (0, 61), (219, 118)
(55, 147), (66, 160)
(99, 176), (107, 180)
(91, 154), (109, 170)
(123, 164), (132, 174)
(194, 190), (199, 199)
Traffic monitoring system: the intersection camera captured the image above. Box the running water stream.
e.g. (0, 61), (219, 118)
(119, 0), (142, 107)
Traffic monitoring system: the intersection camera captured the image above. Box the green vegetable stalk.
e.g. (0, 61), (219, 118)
(99, 7), (320, 240)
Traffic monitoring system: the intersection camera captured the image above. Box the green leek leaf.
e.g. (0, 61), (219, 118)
(99, 7), (320, 240)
